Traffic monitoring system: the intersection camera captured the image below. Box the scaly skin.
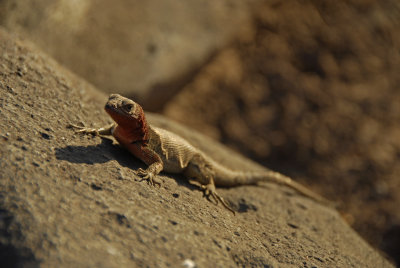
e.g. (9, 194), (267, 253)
(70, 94), (329, 214)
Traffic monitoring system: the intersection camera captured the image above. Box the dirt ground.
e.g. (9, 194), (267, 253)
(164, 0), (400, 264)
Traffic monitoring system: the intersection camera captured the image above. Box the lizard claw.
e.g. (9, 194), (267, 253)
(199, 183), (235, 215)
(136, 168), (162, 187)
(68, 123), (99, 136)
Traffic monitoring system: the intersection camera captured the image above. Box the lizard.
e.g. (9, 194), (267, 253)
(69, 94), (329, 214)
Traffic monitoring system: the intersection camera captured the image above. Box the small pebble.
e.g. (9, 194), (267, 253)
(182, 259), (196, 268)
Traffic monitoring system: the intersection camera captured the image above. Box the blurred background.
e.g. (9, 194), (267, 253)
(1, 0), (399, 264)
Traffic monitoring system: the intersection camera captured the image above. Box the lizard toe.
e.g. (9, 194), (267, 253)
(136, 169), (162, 187)
(78, 128), (99, 135)
(68, 124), (99, 135)
(201, 184), (235, 215)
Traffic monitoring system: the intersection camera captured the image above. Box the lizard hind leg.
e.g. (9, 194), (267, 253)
(189, 179), (235, 215)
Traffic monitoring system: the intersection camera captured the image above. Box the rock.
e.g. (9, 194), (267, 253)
(0, 0), (253, 110)
(0, 28), (393, 267)
(163, 1), (400, 264)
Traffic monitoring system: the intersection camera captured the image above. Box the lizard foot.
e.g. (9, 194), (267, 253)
(190, 180), (235, 215)
(68, 123), (100, 136)
(136, 168), (162, 187)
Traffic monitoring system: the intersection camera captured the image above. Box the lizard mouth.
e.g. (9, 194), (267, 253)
(105, 102), (118, 112)
(105, 94), (122, 110)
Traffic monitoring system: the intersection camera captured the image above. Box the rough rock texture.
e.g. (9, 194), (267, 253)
(164, 0), (400, 264)
(0, 0), (252, 110)
(0, 29), (394, 267)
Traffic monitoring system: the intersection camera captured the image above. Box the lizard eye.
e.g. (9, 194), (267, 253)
(124, 104), (134, 110)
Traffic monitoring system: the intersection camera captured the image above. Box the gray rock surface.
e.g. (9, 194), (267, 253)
(0, 28), (394, 267)
(0, 0), (253, 110)
(161, 2), (400, 264)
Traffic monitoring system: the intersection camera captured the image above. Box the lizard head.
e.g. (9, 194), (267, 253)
(105, 94), (149, 142)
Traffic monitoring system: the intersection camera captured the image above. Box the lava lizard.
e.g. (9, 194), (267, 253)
(70, 94), (328, 213)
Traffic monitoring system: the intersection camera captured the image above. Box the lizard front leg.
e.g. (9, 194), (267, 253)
(123, 141), (164, 186)
(136, 162), (163, 186)
(68, 123), (115, 136)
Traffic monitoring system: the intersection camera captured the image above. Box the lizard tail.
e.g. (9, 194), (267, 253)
(214, 163), (330, 205)
(250, 171), (335, 206)
(250, 171), (328, 203)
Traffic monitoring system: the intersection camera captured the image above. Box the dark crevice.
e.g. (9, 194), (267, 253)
(0, 209), (39, 268)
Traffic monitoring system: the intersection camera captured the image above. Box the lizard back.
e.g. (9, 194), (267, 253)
(148, 126), (201, 173)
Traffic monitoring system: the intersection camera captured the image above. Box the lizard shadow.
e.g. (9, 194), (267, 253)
(55, 137), (257, 212)
(55, 138), (140, 170)
(55, 137), (198, 190)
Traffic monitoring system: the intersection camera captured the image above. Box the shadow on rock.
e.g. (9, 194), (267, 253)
(55, 138), (138, 170)
(56, 137), (258, 214)
(55, 137), (197, 189)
